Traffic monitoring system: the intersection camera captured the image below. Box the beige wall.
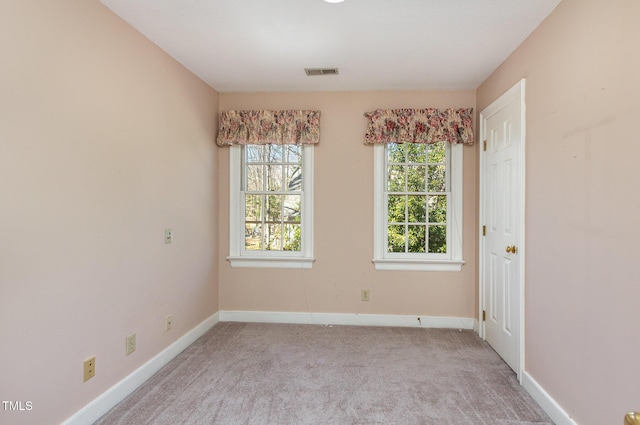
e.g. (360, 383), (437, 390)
(218, 91), (477, 318)
(7, 0), (637, 423)
(477, 0), (640, 423)
(0, 1), (219, 424)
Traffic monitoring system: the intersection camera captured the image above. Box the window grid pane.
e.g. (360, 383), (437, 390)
(385, 142), (449, 254)
(243, 145), (303, 252)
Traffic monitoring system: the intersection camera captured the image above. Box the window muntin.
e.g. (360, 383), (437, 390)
(385, 142), (449, 256)
(243, 145), (302, 252)
(228, 144), (314, 269)
(373, 142), (463, 272)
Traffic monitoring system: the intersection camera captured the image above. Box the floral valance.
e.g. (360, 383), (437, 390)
(216, 110), (321, 146)
(363, 108), (474, 145)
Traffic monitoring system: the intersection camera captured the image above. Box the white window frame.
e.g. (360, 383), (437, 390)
(227, 144), (315, 269)
(373, 143), (464, 272)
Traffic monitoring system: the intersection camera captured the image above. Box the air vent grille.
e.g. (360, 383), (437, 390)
(305, 68), (339, 76)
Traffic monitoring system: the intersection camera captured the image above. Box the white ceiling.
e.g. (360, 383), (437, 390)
(99, 0), (561, 93)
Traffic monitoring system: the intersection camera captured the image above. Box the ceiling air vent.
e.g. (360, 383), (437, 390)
(304, 68), (339, 76)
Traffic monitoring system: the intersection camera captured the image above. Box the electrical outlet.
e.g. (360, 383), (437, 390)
(165, 314), (173, 332)
(361, 289), (371, 302)
(83, 356), (95, 382)
(126, 333), (136, 356)
(164, 229), (173, 244)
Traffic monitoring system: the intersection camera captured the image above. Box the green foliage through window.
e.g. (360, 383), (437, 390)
(386, 142), (448, 254)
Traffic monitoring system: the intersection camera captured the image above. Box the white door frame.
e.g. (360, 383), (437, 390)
(478, 79), (526, 382)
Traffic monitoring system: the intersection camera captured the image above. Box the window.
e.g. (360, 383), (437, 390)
(228, 144), (314, 268)
(373, 142), (464, 271)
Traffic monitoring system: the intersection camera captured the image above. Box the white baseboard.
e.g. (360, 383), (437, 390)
(61, 311), (473, 425)
(219, 310), (474, 330)
(62, 311), (220, 425)
(522, 371), (578, 425)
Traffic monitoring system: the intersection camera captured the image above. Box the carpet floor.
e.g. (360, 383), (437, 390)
(94, 322), (553, 425)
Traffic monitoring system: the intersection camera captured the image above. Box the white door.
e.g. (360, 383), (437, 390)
(480, 80), (525, 378)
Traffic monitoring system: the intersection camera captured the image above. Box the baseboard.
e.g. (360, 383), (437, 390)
(522, 371), (578, 425)
(62, 311), (471, 425)
(63, 311), (569, 425)
(62, 311), (220, 425)
(219, 310), (474, 330)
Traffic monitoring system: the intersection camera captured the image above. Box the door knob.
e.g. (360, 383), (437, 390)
(505, 245), (517, 254)
(625, 412), (640, 425)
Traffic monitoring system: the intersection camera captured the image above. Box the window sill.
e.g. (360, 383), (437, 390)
(372, 258), (465, 272)
(227, 256), (315, 269)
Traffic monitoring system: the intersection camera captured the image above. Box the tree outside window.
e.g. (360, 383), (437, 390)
(386, 142), (448, 255)
(243, 144), (303, 252)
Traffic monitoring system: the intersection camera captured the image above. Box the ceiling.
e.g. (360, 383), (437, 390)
(99, 0), (561, 93)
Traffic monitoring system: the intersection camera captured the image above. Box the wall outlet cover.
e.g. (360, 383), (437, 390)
(83, 356), (96, 382)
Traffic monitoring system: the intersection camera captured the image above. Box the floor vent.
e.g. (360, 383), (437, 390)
(304, 68), (339, 76)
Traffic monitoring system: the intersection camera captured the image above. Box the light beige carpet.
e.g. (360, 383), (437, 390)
(94, 322), (552, 425)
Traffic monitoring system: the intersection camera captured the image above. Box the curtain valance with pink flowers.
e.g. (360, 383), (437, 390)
(216, 110), (321, 146)
(363, 108), (474, 145)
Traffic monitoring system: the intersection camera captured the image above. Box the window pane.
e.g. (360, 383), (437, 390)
(266, 195), (282, 223)
(428, 165), (446, 192)
(246, 165), (264, 191)
(266, 164), (283, 191)
(428, 142), (446, 163)
(428, 225), (447, 253)
(245, 145), (263, 163)
(407, 143), (426, 163)
(245, 194), (262, 221)
(387, 195), (406, 223)
(388, 225), (406, 253)
(408, 225), (426, 253)
(286, 146), (301, 163)
(407, 165), (426, 192)
(245, 194), (262, 250)
(387, 143), (405, 163)
(387, 165), (405, 191)
(283, 195), (301, 223)
(407, 195), (426, 223)
(428, 195), (447, 223)
(268, 145), (283, 162)
(283, 223), (301, 251)
(245, 223), (262, 250)
(266, 224), (282, 250)
(286, 145), (302, 163)
(285, 165), (302, 191)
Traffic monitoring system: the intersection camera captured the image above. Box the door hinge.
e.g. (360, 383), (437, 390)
(483, 140), (487, 151)
(482, 310), (486, 321)
(482, 225), (486, 236)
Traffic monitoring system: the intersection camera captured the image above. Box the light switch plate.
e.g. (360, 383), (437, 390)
(126, 333), (136, 355)
(361, 289), (371, 302)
